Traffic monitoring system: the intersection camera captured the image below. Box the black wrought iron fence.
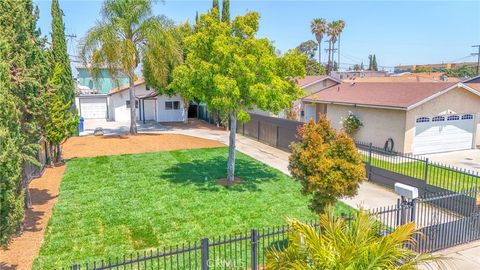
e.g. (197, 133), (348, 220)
(356, 140), (480, 195)
(66, 222), (318, 270)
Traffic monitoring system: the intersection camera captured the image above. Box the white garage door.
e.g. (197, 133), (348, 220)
(80, 98), (107, 119)
(413, 114), (474, 155)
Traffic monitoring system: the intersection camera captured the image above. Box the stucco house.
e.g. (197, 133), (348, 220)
(303, 81), (480, 154)
(107, 78), (187, 123)
(250, 75), (340, 120)
(76, 66), (129, 94)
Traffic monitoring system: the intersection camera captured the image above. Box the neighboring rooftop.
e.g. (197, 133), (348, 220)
(344, 72), (460, 83)
(108, 77), (145, 95)
(303, 82), (461, 109)
(296, 75), (330, 88)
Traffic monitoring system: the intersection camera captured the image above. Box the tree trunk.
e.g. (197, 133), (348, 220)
(128, 76), (137, 134)
(46, 141), (54, 166)
(337, 35), (341, 69)
(318, 41), (321, 65)
(55, 144), (62, 164)
(227, 113), (237, 182)
(183, 98), (189, 123)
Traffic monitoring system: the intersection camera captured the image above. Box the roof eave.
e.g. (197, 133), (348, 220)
(302, 99), (407, 111)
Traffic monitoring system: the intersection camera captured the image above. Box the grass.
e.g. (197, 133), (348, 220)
(361, 153), (479, 192)
(33, 147), (354, 269)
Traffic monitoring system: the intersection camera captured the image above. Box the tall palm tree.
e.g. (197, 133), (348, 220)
(80, 0), (179, 134)
(327, 20), (345, 73)
(310, 18), (327, 66)
(266, 207), (447, 269)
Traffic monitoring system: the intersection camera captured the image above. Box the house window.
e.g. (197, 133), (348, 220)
(432, 116), (445, 122)
(416, 117), (430, 123)
(126, 100), (139, 108)
(146, 85), (150, 91)
(447, 115), (460, 121)
(462, 114), (474, 120)
(165, 101), (180, 110)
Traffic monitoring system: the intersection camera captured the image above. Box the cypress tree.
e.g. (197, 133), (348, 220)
(195, 11), (199, 24)
(212, 0), (220, 20)
(51, 0), (75, 103)
(0, 35), (24, 245)
(221, 0), (230, 23)
(0, 0), (51, 243)
(372, 54), (378, 71)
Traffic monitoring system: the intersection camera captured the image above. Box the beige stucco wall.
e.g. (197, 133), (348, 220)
(404, 86), (480, 153)
(324, 104), (407, 152)
(302, 78), (338, 96)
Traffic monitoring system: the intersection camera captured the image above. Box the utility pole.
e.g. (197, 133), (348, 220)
(473, 45), (480, 75)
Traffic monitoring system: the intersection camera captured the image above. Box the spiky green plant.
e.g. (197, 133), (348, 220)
(266, 207), (446, 270)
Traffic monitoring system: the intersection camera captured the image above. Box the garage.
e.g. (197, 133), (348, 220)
(78, 95), (108, 119)
(413, 114), (475, 154)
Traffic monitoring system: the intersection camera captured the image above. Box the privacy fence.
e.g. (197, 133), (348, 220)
(236, 113), (480, 196)
(66, 189), (480, 269)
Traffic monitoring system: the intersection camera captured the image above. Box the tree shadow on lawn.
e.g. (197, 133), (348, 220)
(159, 156), (278, 192)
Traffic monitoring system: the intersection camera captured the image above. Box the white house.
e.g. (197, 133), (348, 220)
(107, 77), (187, 123)
(75, 77), (187, 123)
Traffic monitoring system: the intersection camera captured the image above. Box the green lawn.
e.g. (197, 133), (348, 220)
(34, 147), (353, 269)
(362, 154), (479, 191)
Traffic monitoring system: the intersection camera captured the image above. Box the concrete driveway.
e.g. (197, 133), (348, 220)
(423, 149), (480, 173)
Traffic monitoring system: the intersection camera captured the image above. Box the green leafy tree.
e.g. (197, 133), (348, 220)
(289, 116), (365, 214)
(296, 40), (325, 75)
(296, 40), (317, 60)
(368, 54), (373, 70)
(170, 10), (306, 182)
(221, 0), (230, 23)
(0, 36), (24, 245)
(81, 0), (178, 134)
(51, 0), (75, 103)
(442, 65), (476, 78)
(266, 207), (444, 269)
(43, 65), (79, 164)
(310, 18), (327, 65)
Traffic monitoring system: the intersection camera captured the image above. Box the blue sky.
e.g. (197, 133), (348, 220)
(34, 0), (480, 70)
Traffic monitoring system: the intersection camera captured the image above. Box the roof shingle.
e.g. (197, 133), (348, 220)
(303, 82), (457, 109)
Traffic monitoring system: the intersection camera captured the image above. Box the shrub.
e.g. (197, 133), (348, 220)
(289, 116), (365, 214)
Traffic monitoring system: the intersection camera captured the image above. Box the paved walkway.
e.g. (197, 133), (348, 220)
(424, 149), (480, 173)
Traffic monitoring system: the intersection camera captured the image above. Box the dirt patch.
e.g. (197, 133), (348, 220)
(0, 165), (65, 270)
(217, 177), (244, 186)
(63, 133), (224, 159)
(0, 133), (224, 269)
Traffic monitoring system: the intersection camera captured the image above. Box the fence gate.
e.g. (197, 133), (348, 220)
(371, 189), (480, 253)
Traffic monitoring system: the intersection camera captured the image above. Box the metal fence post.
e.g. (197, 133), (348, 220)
(424, 158), (429, 183)
(201, 238), (210, 270)
(410, 199), (416, 223)
(368, 143), (373, 181)
(251, 229), (258, 270)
